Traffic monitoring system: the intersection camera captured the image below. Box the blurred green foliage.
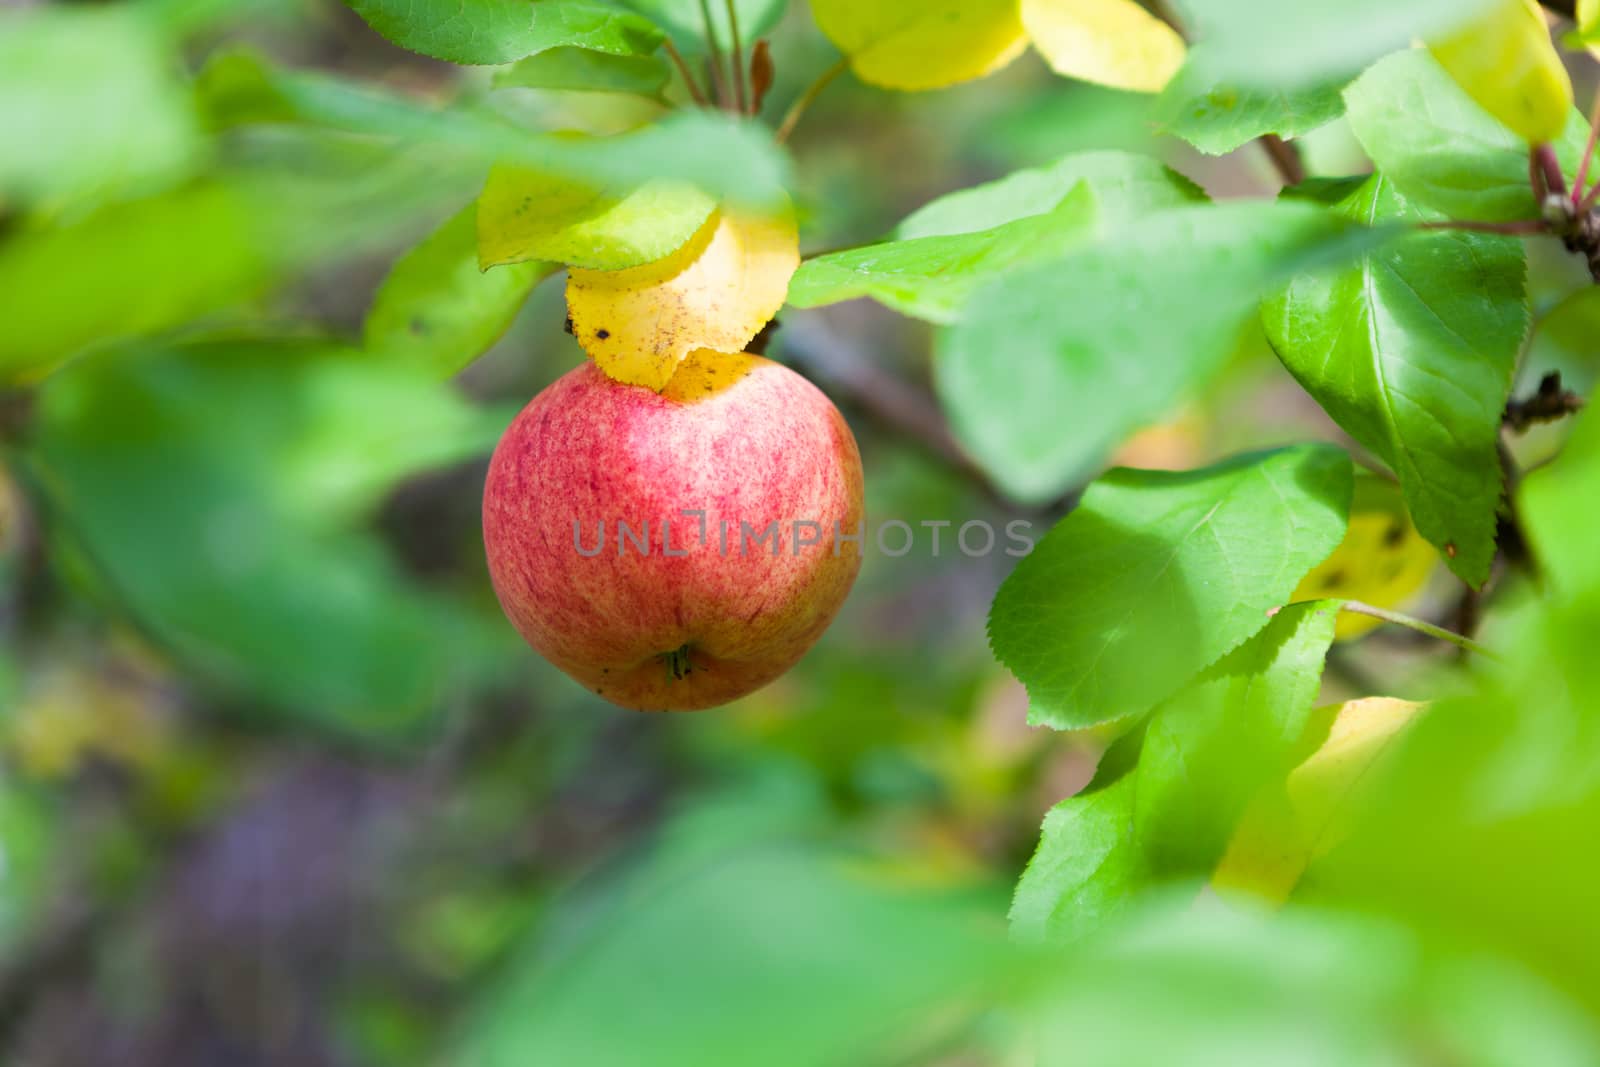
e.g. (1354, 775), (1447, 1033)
(2, 0), (1600, 1065)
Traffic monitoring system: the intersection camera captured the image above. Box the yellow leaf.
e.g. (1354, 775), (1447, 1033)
(810, 0), (1029, 91)
(1021, 0), (1185, 93)
(1428, 0), (1573, 145)
(1210, 779), (1304, 904)
(1214, 697), (1426, 902)
(566, 206), (798, 391)
(1286, 697), (1426, 820)
(477, 164), (714, 272)
(1580, 0), (1600, 58)
(1293, 475), (1438, 640)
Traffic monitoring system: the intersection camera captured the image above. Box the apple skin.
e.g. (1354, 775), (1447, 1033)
(483, 351), (864, 711)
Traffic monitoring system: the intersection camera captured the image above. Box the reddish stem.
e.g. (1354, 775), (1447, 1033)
(1535, 143), (1567, 198)
(1577, 88), (1600, 206)
(1258, 134), (1304, 186)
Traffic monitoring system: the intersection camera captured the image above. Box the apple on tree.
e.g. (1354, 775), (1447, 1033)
(483, 349), (864, 711)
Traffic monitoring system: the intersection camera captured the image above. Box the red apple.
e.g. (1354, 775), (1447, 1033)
(483, 350), (864, 711)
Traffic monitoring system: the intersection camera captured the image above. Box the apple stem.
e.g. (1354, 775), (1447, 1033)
(660, 644), (694, 682)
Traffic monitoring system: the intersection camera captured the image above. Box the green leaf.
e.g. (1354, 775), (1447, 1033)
(1261, 174), (1527, 586)
(195, 56), (791, 209)
(895, 149), (1204, 240)
(455, 789), (1007, 1067)
(1521, 398), (1600, 598)
(477, 164), (715, 271)
(1025, 896), (1600, 1066)
(1158, 59), (1347, 156)
(620, 0), (789, 55)
(1135, 600), (1340, 872)
(0, 184), (268, 382)
(1310, 633), (1600, 1010)
(0, 153), (472, 383)
(1344, 49), (1590, 222)
(787, 183), (1099, 323)
(493, 47), (672, 97)
(989, 445), (1352, 730)
(343, 0), (664, 65)
(1575, 0), (1600, 48)
(936, 200), (1382, 504)
(23, 341), (503, 735)
(1169, 0), (1496, 89)
(0, 6), (203, 206)
(1010, 601), (1337, 944)
(365, 204), (556, 378)
(1010, 772), (1145, 945)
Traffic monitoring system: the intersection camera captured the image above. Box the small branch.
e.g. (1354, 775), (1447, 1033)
(1573, 88), (1600, 205)
(776, 56), (848, 144)
(1535, 143), (1567, 198)
(1336, 600), (1500, 660)
(724, 0), (748, 114)
(778, 313), (1071, 512)
(780, 315), (980, 479)
(1498, 434), (1524, 499)
(1454, 586), (1482, 642)
(662, 40), (709, 107)
(1258, 134), (1305, 186)
(697, 0), (731, 108)
(1504, 370), (1585, 432)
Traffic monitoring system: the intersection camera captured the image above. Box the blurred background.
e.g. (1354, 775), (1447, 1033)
(3, 1), (1600, 1065)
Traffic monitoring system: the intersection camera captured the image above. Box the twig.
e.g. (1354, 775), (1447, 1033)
(776, 56), (848, 143)
(1535, 143), (1567, 198)
(778, 313), (1070, 512)
(1258, 134), (1304, 186)
(779, 315), (981, 480)
(1504, 370), (1585, 432)
(1573, 88), (1600, 205)
(1454, 586), (1482, 642)
(662, 40), (709, 107)
(697, 0), (731, 108)
(724, 0), (748, 114)
(1335, 600), (1500, 659)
